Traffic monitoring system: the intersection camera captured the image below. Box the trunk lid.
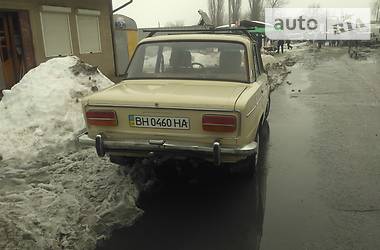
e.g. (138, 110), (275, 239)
(86, 79), (247, 110)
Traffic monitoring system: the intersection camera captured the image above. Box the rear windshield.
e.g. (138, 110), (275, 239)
(126, 41), (249, 82)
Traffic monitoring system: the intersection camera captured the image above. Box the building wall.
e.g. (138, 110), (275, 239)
(0, 60), (5, 90)
(0, 0), (115, 78)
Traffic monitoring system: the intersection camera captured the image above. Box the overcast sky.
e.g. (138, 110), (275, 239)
(112, 0), (375, 27)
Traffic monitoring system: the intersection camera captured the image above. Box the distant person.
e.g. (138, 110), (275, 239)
(271, 40), (277, 52)
(277, 40), (284, 54)
(257, 34), (263, 50)
(286, 40), (293, 50)
(317, 40), (323, 49)
(348, 40), (352, 54)
(348, 40), (359, 55)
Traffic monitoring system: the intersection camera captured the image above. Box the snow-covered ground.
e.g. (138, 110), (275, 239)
(0, 57), (142, 249)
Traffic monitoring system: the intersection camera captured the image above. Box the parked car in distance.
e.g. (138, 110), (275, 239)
(79, 29), (271, 176)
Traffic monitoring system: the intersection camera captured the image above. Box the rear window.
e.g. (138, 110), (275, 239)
(126, 41), (249, 82)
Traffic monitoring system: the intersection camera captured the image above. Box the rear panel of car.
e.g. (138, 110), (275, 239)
(84, 105), (241, 147)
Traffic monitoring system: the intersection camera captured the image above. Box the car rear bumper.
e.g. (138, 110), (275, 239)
(78, 133), (257, 166)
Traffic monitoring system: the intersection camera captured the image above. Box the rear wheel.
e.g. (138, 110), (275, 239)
(234, 128), (260, 178)
(264, 96), (271, 120)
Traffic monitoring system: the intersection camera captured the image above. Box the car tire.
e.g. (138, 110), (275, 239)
(234, 128), (260, 178)
(264, 96), (271, 121)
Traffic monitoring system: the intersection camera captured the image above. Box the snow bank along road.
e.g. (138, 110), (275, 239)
(0, 57), (142, 250)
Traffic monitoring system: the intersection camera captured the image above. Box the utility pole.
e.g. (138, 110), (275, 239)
(228, 0), (231, 27)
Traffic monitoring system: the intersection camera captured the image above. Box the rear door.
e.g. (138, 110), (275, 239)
(253, 43), (269, 114)
(236, 43), (269, 145)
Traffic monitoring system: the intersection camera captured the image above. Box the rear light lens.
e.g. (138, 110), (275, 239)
(202, 115), (237, 132)
(86, 110), (118, 126)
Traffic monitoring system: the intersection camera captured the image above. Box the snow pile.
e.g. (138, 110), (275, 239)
(262, 54), (277, 69)
(0, 149), (142, 250)
(262, 54), (297, 91)
(0, 57), (143, 249)
(292, 41), (309, 48)
(0, 56), (113, 160)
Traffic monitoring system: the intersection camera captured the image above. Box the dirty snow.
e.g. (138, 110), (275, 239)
(0, 149), (142, 250)
(263, 53), (296, 91)
(0, 56), (113, 161)
(262, 54), (277, 68)
(0, 57), (142, 250)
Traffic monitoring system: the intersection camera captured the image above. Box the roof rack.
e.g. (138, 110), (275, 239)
(142, 27), (259, 42)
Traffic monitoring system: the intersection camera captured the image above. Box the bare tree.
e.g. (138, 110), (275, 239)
(208, 0), (225, 26)
(229, 0), (242, 23)
(308, 3), (321, 8)
(266, 0), (287, 8)
(248, 0), (264, 20)
(373, 0), (380, 21)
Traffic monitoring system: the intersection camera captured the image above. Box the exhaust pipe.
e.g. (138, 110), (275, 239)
(213, 141), (221, 166)
(95, 134), (106, 157)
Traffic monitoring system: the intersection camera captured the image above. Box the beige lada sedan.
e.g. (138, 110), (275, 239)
(79, 30), (270, 176)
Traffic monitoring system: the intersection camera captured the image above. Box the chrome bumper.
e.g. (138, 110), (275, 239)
(78, 133), (257, 166)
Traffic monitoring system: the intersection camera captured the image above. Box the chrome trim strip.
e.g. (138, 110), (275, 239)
(246, 95), (263, 118)
(149, 139), (165, 145)
(87, 103), (238, 113)
(246, 105), (257, 118)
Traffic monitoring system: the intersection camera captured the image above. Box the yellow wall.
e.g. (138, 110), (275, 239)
(127, 30), (138, 58)
(0, 0), (115, 78)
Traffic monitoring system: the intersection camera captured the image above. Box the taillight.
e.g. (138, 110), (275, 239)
(86, 110), (118, 126)
(202, 115), (236, 132)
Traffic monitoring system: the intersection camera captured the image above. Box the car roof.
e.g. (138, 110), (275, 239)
(140, 34), (253, 47)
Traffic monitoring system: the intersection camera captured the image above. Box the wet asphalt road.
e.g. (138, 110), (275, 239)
(98, 47), (380, 250)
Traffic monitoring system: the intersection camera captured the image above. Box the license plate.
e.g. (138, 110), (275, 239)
(128, 115), (190, 130)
